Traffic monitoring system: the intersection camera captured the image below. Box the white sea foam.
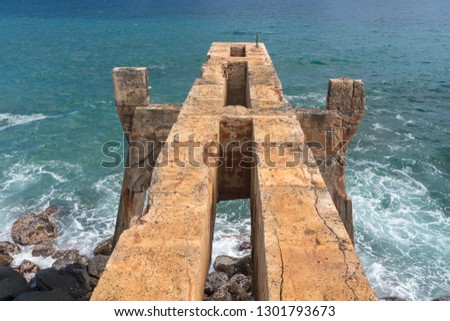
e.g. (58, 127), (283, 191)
(286, 92), (326, 107)
(0, 162), (69, 192)
(53, 173), (121, 256)
(0, 163), (120, 267)
(209, 199), (251, 272)
(372, 123), (392, 132)
(352, 139), (376, 153)
(11, 246), (56, 270)
(404, 120), (417, 126)
(349, 159), (450, 300)
(0, 113), (48, 131)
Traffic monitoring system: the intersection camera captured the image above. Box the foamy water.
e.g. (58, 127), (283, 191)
(0, 113), (48, 131)
(1, 0), (449, 300)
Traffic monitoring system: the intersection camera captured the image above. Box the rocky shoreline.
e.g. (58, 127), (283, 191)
(1, 206), (449, 301)
(0, 206), (112, 300)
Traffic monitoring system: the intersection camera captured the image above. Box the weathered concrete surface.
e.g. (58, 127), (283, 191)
(251, 116), (375, 300)
(112, 67), (150, 134)
(296, 78), (365, 241)
(93, 43), (374, 301)
(327, 78), (365, 144)
(112, 67), (181, 246)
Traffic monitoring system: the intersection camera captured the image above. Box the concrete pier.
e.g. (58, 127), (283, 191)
(92, 43), (375, 301)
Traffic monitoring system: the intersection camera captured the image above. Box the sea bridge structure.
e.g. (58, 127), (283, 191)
(92, 42), (375, 300)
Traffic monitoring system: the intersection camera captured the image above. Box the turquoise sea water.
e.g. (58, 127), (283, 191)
(0, 0), (449, 300)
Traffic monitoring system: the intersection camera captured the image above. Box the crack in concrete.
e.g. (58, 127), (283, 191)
(266, 191), (285, 301)
(311, 186), (359, 300)
(275, 232), (285, 301)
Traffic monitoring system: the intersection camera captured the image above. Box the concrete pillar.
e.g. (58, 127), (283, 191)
(112, 67), (150, 134)
(326, 78), (365, 144)
(112, 67), (181, 247)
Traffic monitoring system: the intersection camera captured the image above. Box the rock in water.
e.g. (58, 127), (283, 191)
(0, 254), (13, 267)
(89, 276), (99, 289)
(235, 255), (252, 276)
(238, 241), (252, 251)
(229, 273), (253, 301)
(0, 241), (21, 256)
(0, 267), (29, 300)
(204, 272), (229, 295)
(14, 288), (74, 301)
(213, 256), (238, 277)
(51, 250), (89, 269)
(230, 273), (252, 292)
(229, 281), (251, 301)
(35, 264), (91, 300)
(379, 296), (408, 301)
(93, 236), (113, 256)
(213, 255), (252, 278)
(206, 284), (232, 301)
(11, 212), (57, 245)
(31, 242), (55, 257)
(87, 255), (109, 279)
(41, 205), (59, 218)
(18, 260), (40, 274)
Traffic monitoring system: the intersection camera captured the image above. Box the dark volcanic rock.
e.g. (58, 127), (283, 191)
(41, 205), (59, 218)
(206, 252), (255, 301)
(93, 236), (113, 256)
(18, 260), (40, 275)
(230, 273), (252, 292)
(0, 241), (21, 256)
(0, 254), (13, 267)
(35, 264), (91, 300)
(14, 288), (74, 301)
(32, 242), (55, 257)
(238, 241), (252, 252)
(11, 212), (57, 245)
(88, 255), (109, 279)
(204, 271), (229, 296)
(235, 255), (252, 276)
(0, 267), (29, 300)
(89, 276), (99, 289)
(379, 296), (409, 301)
(0, 266), (23, 280)
(214, 255), (252, 278)
(213, 256), (237, 277)
(229, 281), (252, 301)
(206, 284), (232, 301)
(432, 296), (450, 301)
(51, 250), (89, 269)
(228, 274), (253, 301)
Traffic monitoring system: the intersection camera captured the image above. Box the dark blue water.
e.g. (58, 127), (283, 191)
(1, 0), (449, 300)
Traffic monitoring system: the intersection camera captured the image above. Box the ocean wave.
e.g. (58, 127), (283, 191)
(0, 162), (75, 193)
(404, 133), (415, 140)
(348, 160), (450, 300)
(372, 123), (393, 132)
(11, 246), (56, 271)
(0, 168), (120, 262)
(0, 113), (48, 131)
(286, 92), (326, 107)
(54, 173), (120, 256)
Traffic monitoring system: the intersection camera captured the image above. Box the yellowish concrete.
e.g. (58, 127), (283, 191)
(92, 43), (375, 301)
